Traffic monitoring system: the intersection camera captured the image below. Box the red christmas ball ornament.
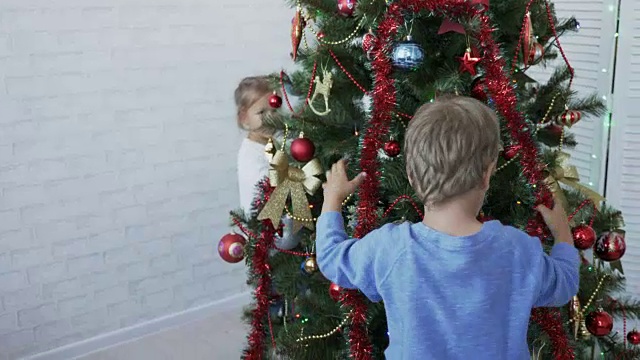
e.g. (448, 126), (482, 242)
(572, 224), (597, 250)
(268, 92), (282, 109)
(502, 144), (521, 160)
(470, 77), (488, 102)
(290, 133), (316, 162)
(546, 124), (564, 139)
(556, 109), (582, 128)
(317, 31), (325, 40)
(329, 282), (343, 301)
(627, 329), (640, 345)
(218, 232), (246, 263)
(383, 140), (401, 157)
(585, 309), (614, 336)
(595, 230), (626, 262)
(337, 0), (357, 16)
(362, 29), (377, 59)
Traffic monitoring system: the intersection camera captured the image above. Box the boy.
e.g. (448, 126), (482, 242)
(316, 96), (579, 359)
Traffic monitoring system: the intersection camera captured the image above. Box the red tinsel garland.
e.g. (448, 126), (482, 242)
(531, 308), (573, 360)
(357, 1), (570, 360)
(339, 4), (406, 359)
(243, 180), (277, 360)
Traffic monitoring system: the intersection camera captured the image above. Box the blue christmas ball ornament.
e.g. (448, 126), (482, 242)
(392, 36), (424, 70)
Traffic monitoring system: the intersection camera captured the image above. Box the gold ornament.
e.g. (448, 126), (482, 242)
(308, 67), (333, 116)
(258, 150), (323, 233)
(265, 138), (276, 162)
(303, 256), (318, 274)
(544, 151), (605, 210)
(291, 6), (306, 60)
(569, 296), (591, 340)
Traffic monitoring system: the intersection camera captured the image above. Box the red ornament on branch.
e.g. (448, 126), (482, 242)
(268, 92), (282, 109)
(290, 132), (316, 162)
(556, 110), (582, 128)
(595, 230), (626, 262)
(218, 232), (246, 263)
(502, 144), (521, 160)
(337, 0), (357, 16)
(459, 48), (480, 76)
(329, 282), (343, 301)
(383, 140), (401, 157)
(362, 29), (377, 59)
(546, 124), (564, 139)
(628, 329), (640, 345)
(470, 76), (488, 102)
(585, 309), (614, 336)
(522, 12), (534, 66)
(572, 224), (596, 250)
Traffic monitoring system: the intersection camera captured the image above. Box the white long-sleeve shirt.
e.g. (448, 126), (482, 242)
(237, 137), (270, 214)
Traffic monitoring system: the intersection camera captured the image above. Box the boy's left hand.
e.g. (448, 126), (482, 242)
(322, 159), (366, 212)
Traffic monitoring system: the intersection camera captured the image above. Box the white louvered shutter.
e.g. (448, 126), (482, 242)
(525, 0), (617, 194)
(606, 0), (640, 297)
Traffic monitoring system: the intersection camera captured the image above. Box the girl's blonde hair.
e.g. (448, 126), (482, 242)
(234, 76), (273, 128)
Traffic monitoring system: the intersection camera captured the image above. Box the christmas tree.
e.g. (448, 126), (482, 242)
(224, 0), (640, 358)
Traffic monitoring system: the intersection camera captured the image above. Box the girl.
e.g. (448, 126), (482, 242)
(234, 76), (298, 249)
(235, 76), (277, 214)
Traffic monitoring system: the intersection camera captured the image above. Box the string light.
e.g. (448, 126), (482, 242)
(284, 193), (353, 223)
(295, 312), (352, 342)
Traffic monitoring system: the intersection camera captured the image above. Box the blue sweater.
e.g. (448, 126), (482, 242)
(316, 212), (579, 360)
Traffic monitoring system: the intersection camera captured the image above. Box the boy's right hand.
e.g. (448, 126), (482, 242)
(536, 198), (574, 246)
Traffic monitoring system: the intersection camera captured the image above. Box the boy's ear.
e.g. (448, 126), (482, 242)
(482, 161), (496, 190)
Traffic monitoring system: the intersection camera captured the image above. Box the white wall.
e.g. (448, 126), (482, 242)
(525, 0), (617, 193)
(606, 0), (640, 298)
(0, 1), (291, 358)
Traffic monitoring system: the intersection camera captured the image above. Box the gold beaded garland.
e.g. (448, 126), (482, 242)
(537, 93), (560, 128)
(494, 93), (561, 173)
(295, 312), (352, 342)
(305, 15), (366, 45)
(284, 193), (353, 222)
(565, 275), (608, 325)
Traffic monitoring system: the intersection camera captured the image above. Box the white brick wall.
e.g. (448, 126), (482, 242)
(0, 1), (291, 358)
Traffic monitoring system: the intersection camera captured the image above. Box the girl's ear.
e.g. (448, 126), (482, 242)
(238, 107), (249, 128)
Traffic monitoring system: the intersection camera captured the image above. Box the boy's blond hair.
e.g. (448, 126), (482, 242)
(404, 96), (501, 206)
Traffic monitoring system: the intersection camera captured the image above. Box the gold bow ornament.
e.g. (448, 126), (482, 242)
(544, 151), (605, 210)
(258, 150), (323, 233)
